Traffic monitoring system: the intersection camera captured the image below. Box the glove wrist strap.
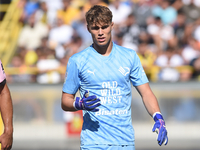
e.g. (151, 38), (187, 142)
(73, 101), (78, 110)
(74, 97), (83, 110)
(153, 112), (164, 122)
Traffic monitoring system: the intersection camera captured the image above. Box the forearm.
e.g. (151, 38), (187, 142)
(142, 92), (161, 117)
(61, 92), (77, 111)
(0, 84), (13, 134)
(136, 83), (161, 117)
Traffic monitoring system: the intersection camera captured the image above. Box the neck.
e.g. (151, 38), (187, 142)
(93, 39), (113, 56)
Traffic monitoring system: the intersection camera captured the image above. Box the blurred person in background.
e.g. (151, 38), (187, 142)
(18, 13), (49, 50)
(147, 16), (175, 52)
(56, 0), (80, 25)
(48, 17), (74, 59)
(108, 0), (132, 26)
(83, 0), (108, 13)
(34, 1), (53, 28)
(119, 13), (140, 51)
(152, 0), (177, 25)
(61, 5), (168, 149)
(7, 55), (35, 83)
(19, 0), (39, 24)
(37, 0), (63, 27)
(193, 18), (200, 43)
(137, 40), (157, 81)
(190, 56), (200, 80)
(131, 0), (153, 29)
(155, 47), (185, 82)
(36, 48), (62, 84)
(71, 6), (93, 48)
(0, 60), (13, 150)
(181, 0), (200, 23)
(181, 37), (200, 65)
(172, 10), (187, 47)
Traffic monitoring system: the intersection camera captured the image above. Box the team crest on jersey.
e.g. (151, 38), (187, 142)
(118, 66), (130, 76)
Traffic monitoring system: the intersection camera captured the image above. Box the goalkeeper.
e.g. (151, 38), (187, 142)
(61, 5), (168, 150)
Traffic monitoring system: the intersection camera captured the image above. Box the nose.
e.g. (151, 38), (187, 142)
(98, 28), (103, 35)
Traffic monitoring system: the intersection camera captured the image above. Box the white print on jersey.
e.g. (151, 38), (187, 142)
(100, 96), (123, 104)
(87, 69), (95, 76)
(99, 81), (122, 105)
(118, 66), (130, 76)
(96, 109), (127, 116)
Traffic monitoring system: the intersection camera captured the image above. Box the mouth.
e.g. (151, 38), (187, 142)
(98, 37), (105, 42)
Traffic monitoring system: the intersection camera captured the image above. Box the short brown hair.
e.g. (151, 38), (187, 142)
(85, 5), (113, 26)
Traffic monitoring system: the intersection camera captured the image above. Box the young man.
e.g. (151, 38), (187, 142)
(0, 60), (13, 150)
(62, 5), (168, 150)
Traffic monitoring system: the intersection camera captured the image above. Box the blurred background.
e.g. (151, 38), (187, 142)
(0, 0), (200, 149)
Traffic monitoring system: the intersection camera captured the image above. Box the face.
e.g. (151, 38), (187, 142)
(87, 22), (114, 47)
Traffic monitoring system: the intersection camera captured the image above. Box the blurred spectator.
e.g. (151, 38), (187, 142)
(83, 0), (108, 13)
(41, 0), (63, 11)
(57, 0), (80, 25)
(147, 16), (175, 51)
(34, 1), (53, 28)
(171, 0), (184, 11)
(63, 35), (83, 56)
(190, 57), (200, 80)
(138, 30), (156, 53)
(120, 13), (140, 51)
(18, 13), (49, 50)
(108, 0), (132, 25)
(181, 37), (200, 65)
(193, 18), (200, 43)
(181, 0), (200, 23)
(137, 41), (157, 80)
(132, 0), (153, 29)
(48, 17), (74, 59)
(7, 55), (34, 83)
(155, 47), (185, 82)
(36, 49), (61, 84)
(37, 0), (63, 27)
(71, 6), (93, 48)
(20, 0), (39, 23)
(172, 10), (186, 47)
(152, 0), (177, 25)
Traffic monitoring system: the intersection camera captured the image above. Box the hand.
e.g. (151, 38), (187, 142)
(0, 132), (13, 150)
(152, 112), (168, 146)
(74, 91), (101, 112)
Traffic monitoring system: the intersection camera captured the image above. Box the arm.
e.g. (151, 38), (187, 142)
(61, 92), (77, 111)
(135, 82), (160, 116)
(0, 83), (13, 150)
(135, 83), (168, 146)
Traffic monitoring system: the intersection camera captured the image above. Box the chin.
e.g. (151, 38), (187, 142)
(97, 40), (109, 46)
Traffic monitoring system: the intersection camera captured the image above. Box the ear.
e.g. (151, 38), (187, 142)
(111, 22), (114, 30)
(87, 25), (91, 33)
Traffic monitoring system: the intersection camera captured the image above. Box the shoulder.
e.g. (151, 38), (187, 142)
(69, 46), (93, 67)
(114, 43), (138, 57)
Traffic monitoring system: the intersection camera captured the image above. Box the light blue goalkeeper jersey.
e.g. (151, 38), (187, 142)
(62, 42), (149, 146)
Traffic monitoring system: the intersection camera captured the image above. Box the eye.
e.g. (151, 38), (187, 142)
(102, 25), (109, 29)
(91, 26), (100, 30)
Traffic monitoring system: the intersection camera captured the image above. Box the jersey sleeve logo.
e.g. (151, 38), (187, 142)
(118, 66), (130, 76)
